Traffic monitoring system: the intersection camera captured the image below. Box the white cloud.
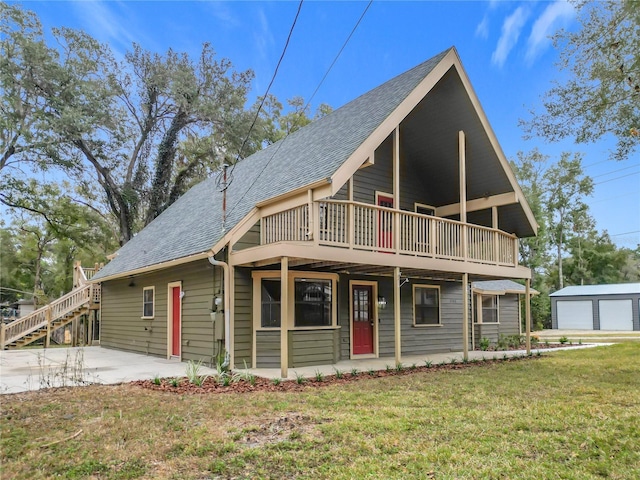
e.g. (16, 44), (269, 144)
(491, 6), (530, 67)
(70, 0), (152, 58)
(525, 1), (575, 64)
(476, 14), (489, 39)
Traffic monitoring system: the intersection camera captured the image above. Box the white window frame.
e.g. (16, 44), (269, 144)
(412, 284), (441, 327)
(414, 202), (436, 216)
(480, 294), (499, 324)
(252, 271), (339, 332)
(142, 286), (155, 319)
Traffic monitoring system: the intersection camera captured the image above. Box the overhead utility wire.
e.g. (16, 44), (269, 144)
(610, 230), (640, 237)
(591, 163), (639, 178)
(226, 0), (373, 218)
(224, 0), (304, 185)
(593, 170), (640, 186)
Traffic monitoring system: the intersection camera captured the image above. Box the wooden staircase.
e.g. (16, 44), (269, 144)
(1, 264), (101, 350)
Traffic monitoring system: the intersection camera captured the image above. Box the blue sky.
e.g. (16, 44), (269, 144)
(20, 0), (640, 248)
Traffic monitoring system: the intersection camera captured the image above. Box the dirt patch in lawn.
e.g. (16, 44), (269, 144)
(132, 352), (547, 395)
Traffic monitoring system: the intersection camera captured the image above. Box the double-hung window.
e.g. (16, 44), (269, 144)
(142, 286), (155, 319)
(481, 295), (499, 323)
(413, 285), (440, 325)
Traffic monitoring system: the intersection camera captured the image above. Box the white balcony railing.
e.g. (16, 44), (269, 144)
(262, 200), (518, 267)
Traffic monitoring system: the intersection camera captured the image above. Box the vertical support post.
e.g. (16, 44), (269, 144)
(88, 311), (94, 346)
(0, 323), (6, 350)
(462, 273), (469, 361)
(459, 131), (467, 260)
(348, 177), (355, 248)
(312, 201), (320, 245)
(525, 278), (531, 355)
(280, 257), (289, 379)
(393, 127), (400, 253)
(394, 266), (402, 365)
(307, 189), (314, 241)
(492, 206), (499, 264)
(45, 307), (52, 348)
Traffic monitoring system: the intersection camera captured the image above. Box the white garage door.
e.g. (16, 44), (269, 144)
(599, 300), (633, 331)
(557, 300), (593, 329)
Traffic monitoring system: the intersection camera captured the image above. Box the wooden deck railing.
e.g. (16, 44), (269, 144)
(262, 200), (518, 267)
(1, 284), (95, 348)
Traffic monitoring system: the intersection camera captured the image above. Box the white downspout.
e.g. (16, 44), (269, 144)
(208, 255), (230, 368)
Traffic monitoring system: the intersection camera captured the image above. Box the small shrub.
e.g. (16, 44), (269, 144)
(503, 353), (509, 360)
(152, 374), (161, 386)
(410, 363), (417, 370)
(579, 339), (583, 345)
(462, 357), (469, 364)
(536, 350), (542, 357)
(559, 336), (569, 345)
(544, 339), (550, 347)
(334, 369), (344, 379)
(314, 370), (324, 382)
(272, 378), (281, 386)
(450, 357), (458, 365)
(471, 358), (479, 364)
(531, 335), (540, 346)
(385, 364), (392, 372)
(479, 337), (490, 351)
(186, 360), (209, 386)
(219, 373), (231, 387)
(368, 368), (376, 376)
(295, 372), (306, 384)
(169, 377), (180, 388)
(395, 363), (404, 372)
(350, 368), (359, 376)
(424, 360), (433, 368)
(497, 334), (509, 350)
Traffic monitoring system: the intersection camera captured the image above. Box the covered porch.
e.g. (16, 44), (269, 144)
(230, 253), (533, 379)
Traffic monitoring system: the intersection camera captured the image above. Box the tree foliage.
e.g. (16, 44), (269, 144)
(523, 1), (640, 161)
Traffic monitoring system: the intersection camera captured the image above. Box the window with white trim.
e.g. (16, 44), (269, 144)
(414, 285), (440, 325)
(294, 279), (332, 327)
(482, 295), (499, 323)
(260, 279), (281, 328)
(142, 286), (155, 318)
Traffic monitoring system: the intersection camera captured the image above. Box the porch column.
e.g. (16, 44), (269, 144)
(393, 127), (400, 253)
(462, 273), (469, 361)
(492, 206), (499, 264)
(459, 131), (468, 260)
(525, 278), (531, 355)
(394, 266), (402, 365)
(280, 256), (289, 379)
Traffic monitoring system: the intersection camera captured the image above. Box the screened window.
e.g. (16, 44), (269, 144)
(142, 287), (154, 318)
(261, 279), (281, 328)
(414, 286), (440, 325)
(482, 295), (499, 323)
(294, 279), (332, 327)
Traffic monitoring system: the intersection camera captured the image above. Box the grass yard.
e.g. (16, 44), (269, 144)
(2, 344), (639, 479)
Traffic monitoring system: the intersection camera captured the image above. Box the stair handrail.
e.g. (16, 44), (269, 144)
(1, 284), (93, 348)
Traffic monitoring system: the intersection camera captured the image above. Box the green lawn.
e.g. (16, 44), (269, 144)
(2, 344), (639, 479)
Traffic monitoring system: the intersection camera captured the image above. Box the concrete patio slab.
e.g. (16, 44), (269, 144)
(0, 346), (217, 394)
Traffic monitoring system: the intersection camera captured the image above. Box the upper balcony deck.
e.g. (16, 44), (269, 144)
(258, 199), (518, 268)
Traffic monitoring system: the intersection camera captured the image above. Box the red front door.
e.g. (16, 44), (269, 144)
(353, 285), (374, 355)
(171, 286), (181, 356)
(377, 195), (394, 250)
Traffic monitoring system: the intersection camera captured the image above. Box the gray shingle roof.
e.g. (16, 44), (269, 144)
(93, 49), (452, 281)
(473, 280), (538, 295)
(549, 283), (640, 297)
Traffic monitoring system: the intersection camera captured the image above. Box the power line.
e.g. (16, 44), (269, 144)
(591, 163), (640, 178)
(610, 230), (640, 237)
(226, 0), (373, 219)
(225, 0), (304, 184)
(590, 191), (640, 203)
(593, 171), (640, 186)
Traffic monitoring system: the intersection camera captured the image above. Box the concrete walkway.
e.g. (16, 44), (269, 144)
(0, 346), (217, 394)
(1, 343), (608, 394)
(535, 329), (640, 343)
(247, 344), (606, 381)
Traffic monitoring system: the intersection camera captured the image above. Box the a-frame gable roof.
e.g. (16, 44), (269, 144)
(93, 47), (534, 282)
